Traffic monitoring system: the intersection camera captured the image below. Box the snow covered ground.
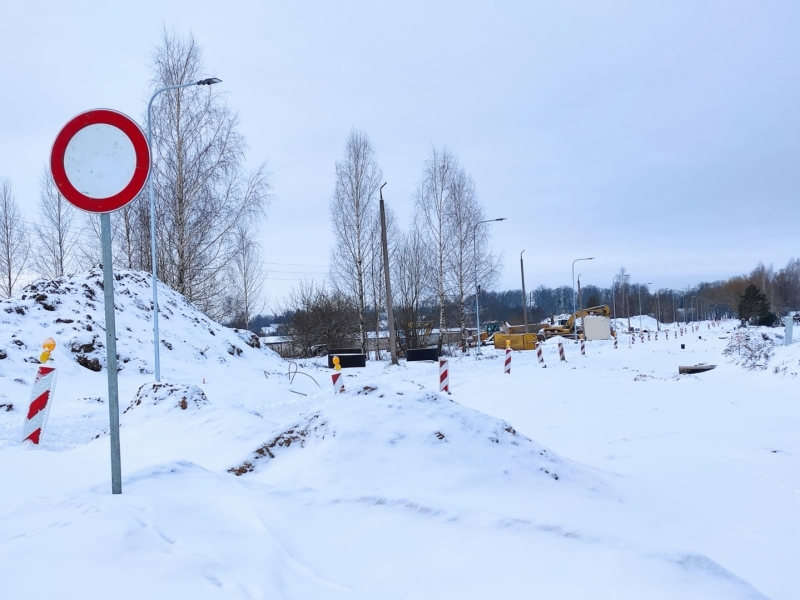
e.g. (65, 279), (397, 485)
(1, 272), (797, 599)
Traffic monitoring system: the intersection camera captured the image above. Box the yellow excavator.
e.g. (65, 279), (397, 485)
(538, 305), (612, 340)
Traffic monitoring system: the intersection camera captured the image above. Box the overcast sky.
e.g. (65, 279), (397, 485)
(2, 1), (798, 309)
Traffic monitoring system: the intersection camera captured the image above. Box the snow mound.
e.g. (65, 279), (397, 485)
(230, 380), (607, 497)
(0, 268), (279, 377)
(124, 382), (210, 416)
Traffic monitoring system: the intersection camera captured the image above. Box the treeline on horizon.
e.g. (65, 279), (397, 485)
(247, 258), (800, 334)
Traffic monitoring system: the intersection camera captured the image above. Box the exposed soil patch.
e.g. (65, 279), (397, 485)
(229, 413), (328, 476)
(76, 355), (102, 371)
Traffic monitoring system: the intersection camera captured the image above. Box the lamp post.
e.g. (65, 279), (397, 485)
(675, 293), (680, 325)
(572, 257), (594, 340)
(690, 295), (698, 323)
(474, 218), (505, 355)
(699, 297), (708, 322)
(147, 77), (221, 382)
(638, 282), (652, 332)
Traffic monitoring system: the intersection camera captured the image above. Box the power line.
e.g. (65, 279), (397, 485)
(265, 276), (329, 281)
(266, 269), (329, 275)
(263, 261), (328, 267)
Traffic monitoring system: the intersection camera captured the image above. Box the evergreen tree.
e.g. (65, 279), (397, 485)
(738, 285), (770, 323)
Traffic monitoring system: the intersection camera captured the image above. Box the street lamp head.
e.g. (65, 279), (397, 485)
(496, 218), (506, 222)
(197, 77), (222, 86)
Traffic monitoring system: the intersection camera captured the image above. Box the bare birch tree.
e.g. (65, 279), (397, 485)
(415, 146), (457, 353)
(148, 30), (270, 319)
(75, 213), (105, 270)
(0, 178), (29, 297)
(226, 222), (266, 330)
(32, 169), (82, 279)
(113, 197), (150, 270)
(444, 167), (499, 348)
(329, 129), (382, 353)
(392, 228), (432, 350)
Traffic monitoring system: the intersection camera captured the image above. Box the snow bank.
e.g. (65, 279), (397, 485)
(0, 269), (278, 377)
(229, 379), (604, 499)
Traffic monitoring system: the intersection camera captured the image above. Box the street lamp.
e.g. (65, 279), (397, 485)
(638, 282), (652, 332)
(147, 77), (221, 382)
(474, 218), (505, 355)
(698, 297), (709, 321)
(572, 257), (593, 340)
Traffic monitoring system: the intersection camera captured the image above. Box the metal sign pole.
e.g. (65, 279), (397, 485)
(51, 108), (151, 495)
(101, 213), (122, 494)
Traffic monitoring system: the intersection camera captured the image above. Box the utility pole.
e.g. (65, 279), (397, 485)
(656, 291), (661, 330)
(379, 183), (398, 365)
(520, 251), (528, 333)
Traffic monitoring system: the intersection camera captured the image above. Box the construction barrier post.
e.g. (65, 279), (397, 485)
(22, 338), (58, 445)
(536, 343), (545, 366)
(558, 340), (566, 361)
(504, 340), (511, 374)
(439, 359), (450, 392)
(614, 336), (618, 350)
(331, 356), (344, 394)
(580, 338), (586, 356)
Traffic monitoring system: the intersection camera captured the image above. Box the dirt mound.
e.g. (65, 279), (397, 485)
(125, 382), (210, 415)
(226, 382), (607, 498)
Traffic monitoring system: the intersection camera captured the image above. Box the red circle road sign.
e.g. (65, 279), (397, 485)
(50, 109), (150, 213)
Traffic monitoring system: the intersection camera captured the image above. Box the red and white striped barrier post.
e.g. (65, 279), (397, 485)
(504, 340), (512, 374)
(580, 338), (586, 356)
(536, 343), (545, 366)
(640, 332), (644, 344)
(647, 331), (651, 342)
(666, 330), (669, 340)
(631, 332), (635, 345)
(558, 340), (566, 361)
(614, 336), (618, 349)
(439, 359), (450, 392)
(655, 331), (658, 341)
(22, 338), (58, 445)
(331, 356), (344, 394)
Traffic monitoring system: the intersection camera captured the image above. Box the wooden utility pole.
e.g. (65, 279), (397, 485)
(379, 183), (398, 365)
(520, 250), (528, 333)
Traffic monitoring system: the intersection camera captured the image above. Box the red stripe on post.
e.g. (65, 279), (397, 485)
(26, 391), (50, 420)
(24, 428), (42, 445)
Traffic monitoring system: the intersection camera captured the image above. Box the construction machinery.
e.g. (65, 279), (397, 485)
(397, 321), (434, 352)
(538, 305), (612, 340)
(476, 321), (502, 345)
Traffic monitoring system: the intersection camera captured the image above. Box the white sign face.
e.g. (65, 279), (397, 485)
(63, 123), (137, 200)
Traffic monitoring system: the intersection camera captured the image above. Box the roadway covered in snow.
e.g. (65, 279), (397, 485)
(0, 272), (796, 599)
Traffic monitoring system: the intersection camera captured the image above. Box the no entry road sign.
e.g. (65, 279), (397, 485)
(50, 109), (150, 213)
(49, 108), (151, 494)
